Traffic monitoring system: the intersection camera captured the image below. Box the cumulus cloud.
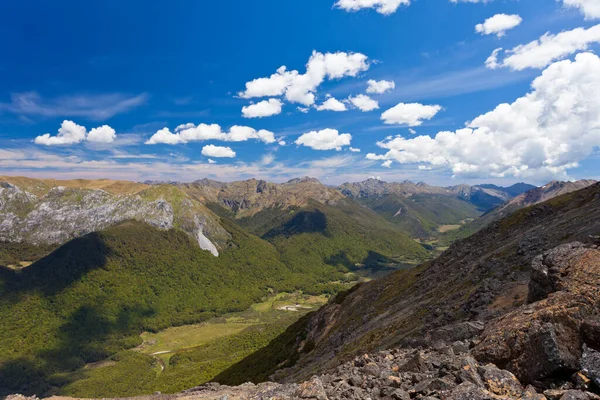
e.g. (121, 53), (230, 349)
(145, 124), (276, 145)
(208, 159), (217, 164)
(87, 125), (117, 143)
(335, 0), (410, 15)
(367, 79), (396, 94)
(316, 97), (348, 111)
(487, 24), (600, 70)
(475, 14), (522, 37)
(382, 160), (393, 168)
(295, 128), (352, 151)
(239, 51), (369, 106)
(242, 98), (283, 118)
(278, 140), (287, 146)
(562, 0), (600, 20)
(381, 103), (442, 126)
(34, 120), (117, 145)
(201, 145), (236, 158)
(366, 52), (600, 179)
(349, 147), (361, 152)
(409, 128), (417, 135)
(348, 94), (379, 111)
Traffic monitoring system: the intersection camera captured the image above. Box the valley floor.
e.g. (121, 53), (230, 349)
(53, 292), (329, 398)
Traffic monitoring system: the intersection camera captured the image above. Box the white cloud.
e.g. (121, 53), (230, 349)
(297, 107), (310, 113)
(208, 159), (217, 164)
(201, 145), (236, 158)
(239, 51), (369, 106)
(366, 52), (600, 180)
(316, 97), (348, 111)
(242, 98), (283, 118)
(409, 128), (417, 134)
(87, 125), (117, 143)
(381, 103), (442, 126)
(487, 24), (600, 70)
(295, 128), (352, 151)
(382, 160), (393, 168)
(349, 147), (361, 152)
(348, 94), (379, 111)
(475, 14), (522, 37)
(146, 124), (276, 145)
(278, 140), (287, 146)
(450, 0), (490, 3)
(34, 120), (118, 146)
(562, 0), (600, 20)
(418, 165), (432, 170)
(34, 120), (87, 146)
(335, 0), (410, 15)
(367, 79), (396, 94)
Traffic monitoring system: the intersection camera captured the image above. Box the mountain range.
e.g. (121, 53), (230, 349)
(2, 175), (599, 398)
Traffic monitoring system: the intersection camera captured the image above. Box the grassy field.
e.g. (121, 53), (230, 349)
(57, 292), (329, 398)
(437, 224), (462, 233)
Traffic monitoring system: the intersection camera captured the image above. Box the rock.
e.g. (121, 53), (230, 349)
(430, 320), (485, 344)
(582, 319), (600, 351)
(581, 344), (600, 387)
(390, 388), (410, 400)
(559, 390), (591, 400)
(545, 390), (568, 400)
(480, 363), (524, 398)
(457, 356), (485, 387)
(398, 351), (427, 373)
(572, 372), (592, 391)
(362, 362), (381, 377)
(473, 244), (600, 384)
(295, 376), (329, 400)
(452, 340), (471, 354)
(413, 377), (456, 395)
(447, 382), (497, 400)
(386, 375), (403, 388)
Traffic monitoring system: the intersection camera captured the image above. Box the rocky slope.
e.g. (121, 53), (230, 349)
(0, 177), (228, 256)
(225, 183), (600, 386)
(184, 177), (344, 219)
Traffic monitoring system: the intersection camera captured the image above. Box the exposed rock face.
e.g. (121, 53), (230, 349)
(186, 177), (345, 218)
(0, 181), (227, 256)
(473, 243), (600, 384)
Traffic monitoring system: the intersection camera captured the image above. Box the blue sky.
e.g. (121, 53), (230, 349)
(1, 0), (599, 185)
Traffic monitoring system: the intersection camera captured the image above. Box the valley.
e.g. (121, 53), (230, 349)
(2, 175), (598, 399)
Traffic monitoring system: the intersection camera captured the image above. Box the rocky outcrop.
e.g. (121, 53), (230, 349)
(473, 243), (600, 385)
(0, 181), (227, 256)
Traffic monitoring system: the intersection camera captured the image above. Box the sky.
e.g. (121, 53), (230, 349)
(1, 0), (600, 186)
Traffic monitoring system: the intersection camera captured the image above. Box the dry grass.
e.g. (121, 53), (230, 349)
(0, 175), (149, 196)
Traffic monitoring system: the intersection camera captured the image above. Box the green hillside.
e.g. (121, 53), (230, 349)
(213, 199), (429, 276)
(0, 220), (304, 395)
(355, 194), (482, 238)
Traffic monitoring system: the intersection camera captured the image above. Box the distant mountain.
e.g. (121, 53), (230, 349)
(443, 179), (598, 243)
(336, 178), (536, 238)
(222, 182), (600, 386)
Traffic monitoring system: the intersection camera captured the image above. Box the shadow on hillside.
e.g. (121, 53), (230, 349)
(263, 209), (329, 239)
(212, 311), (315, 386)
(6, 232), (111, 296)
(0, 302), (156, 396)
(325, 250), (398, 271)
